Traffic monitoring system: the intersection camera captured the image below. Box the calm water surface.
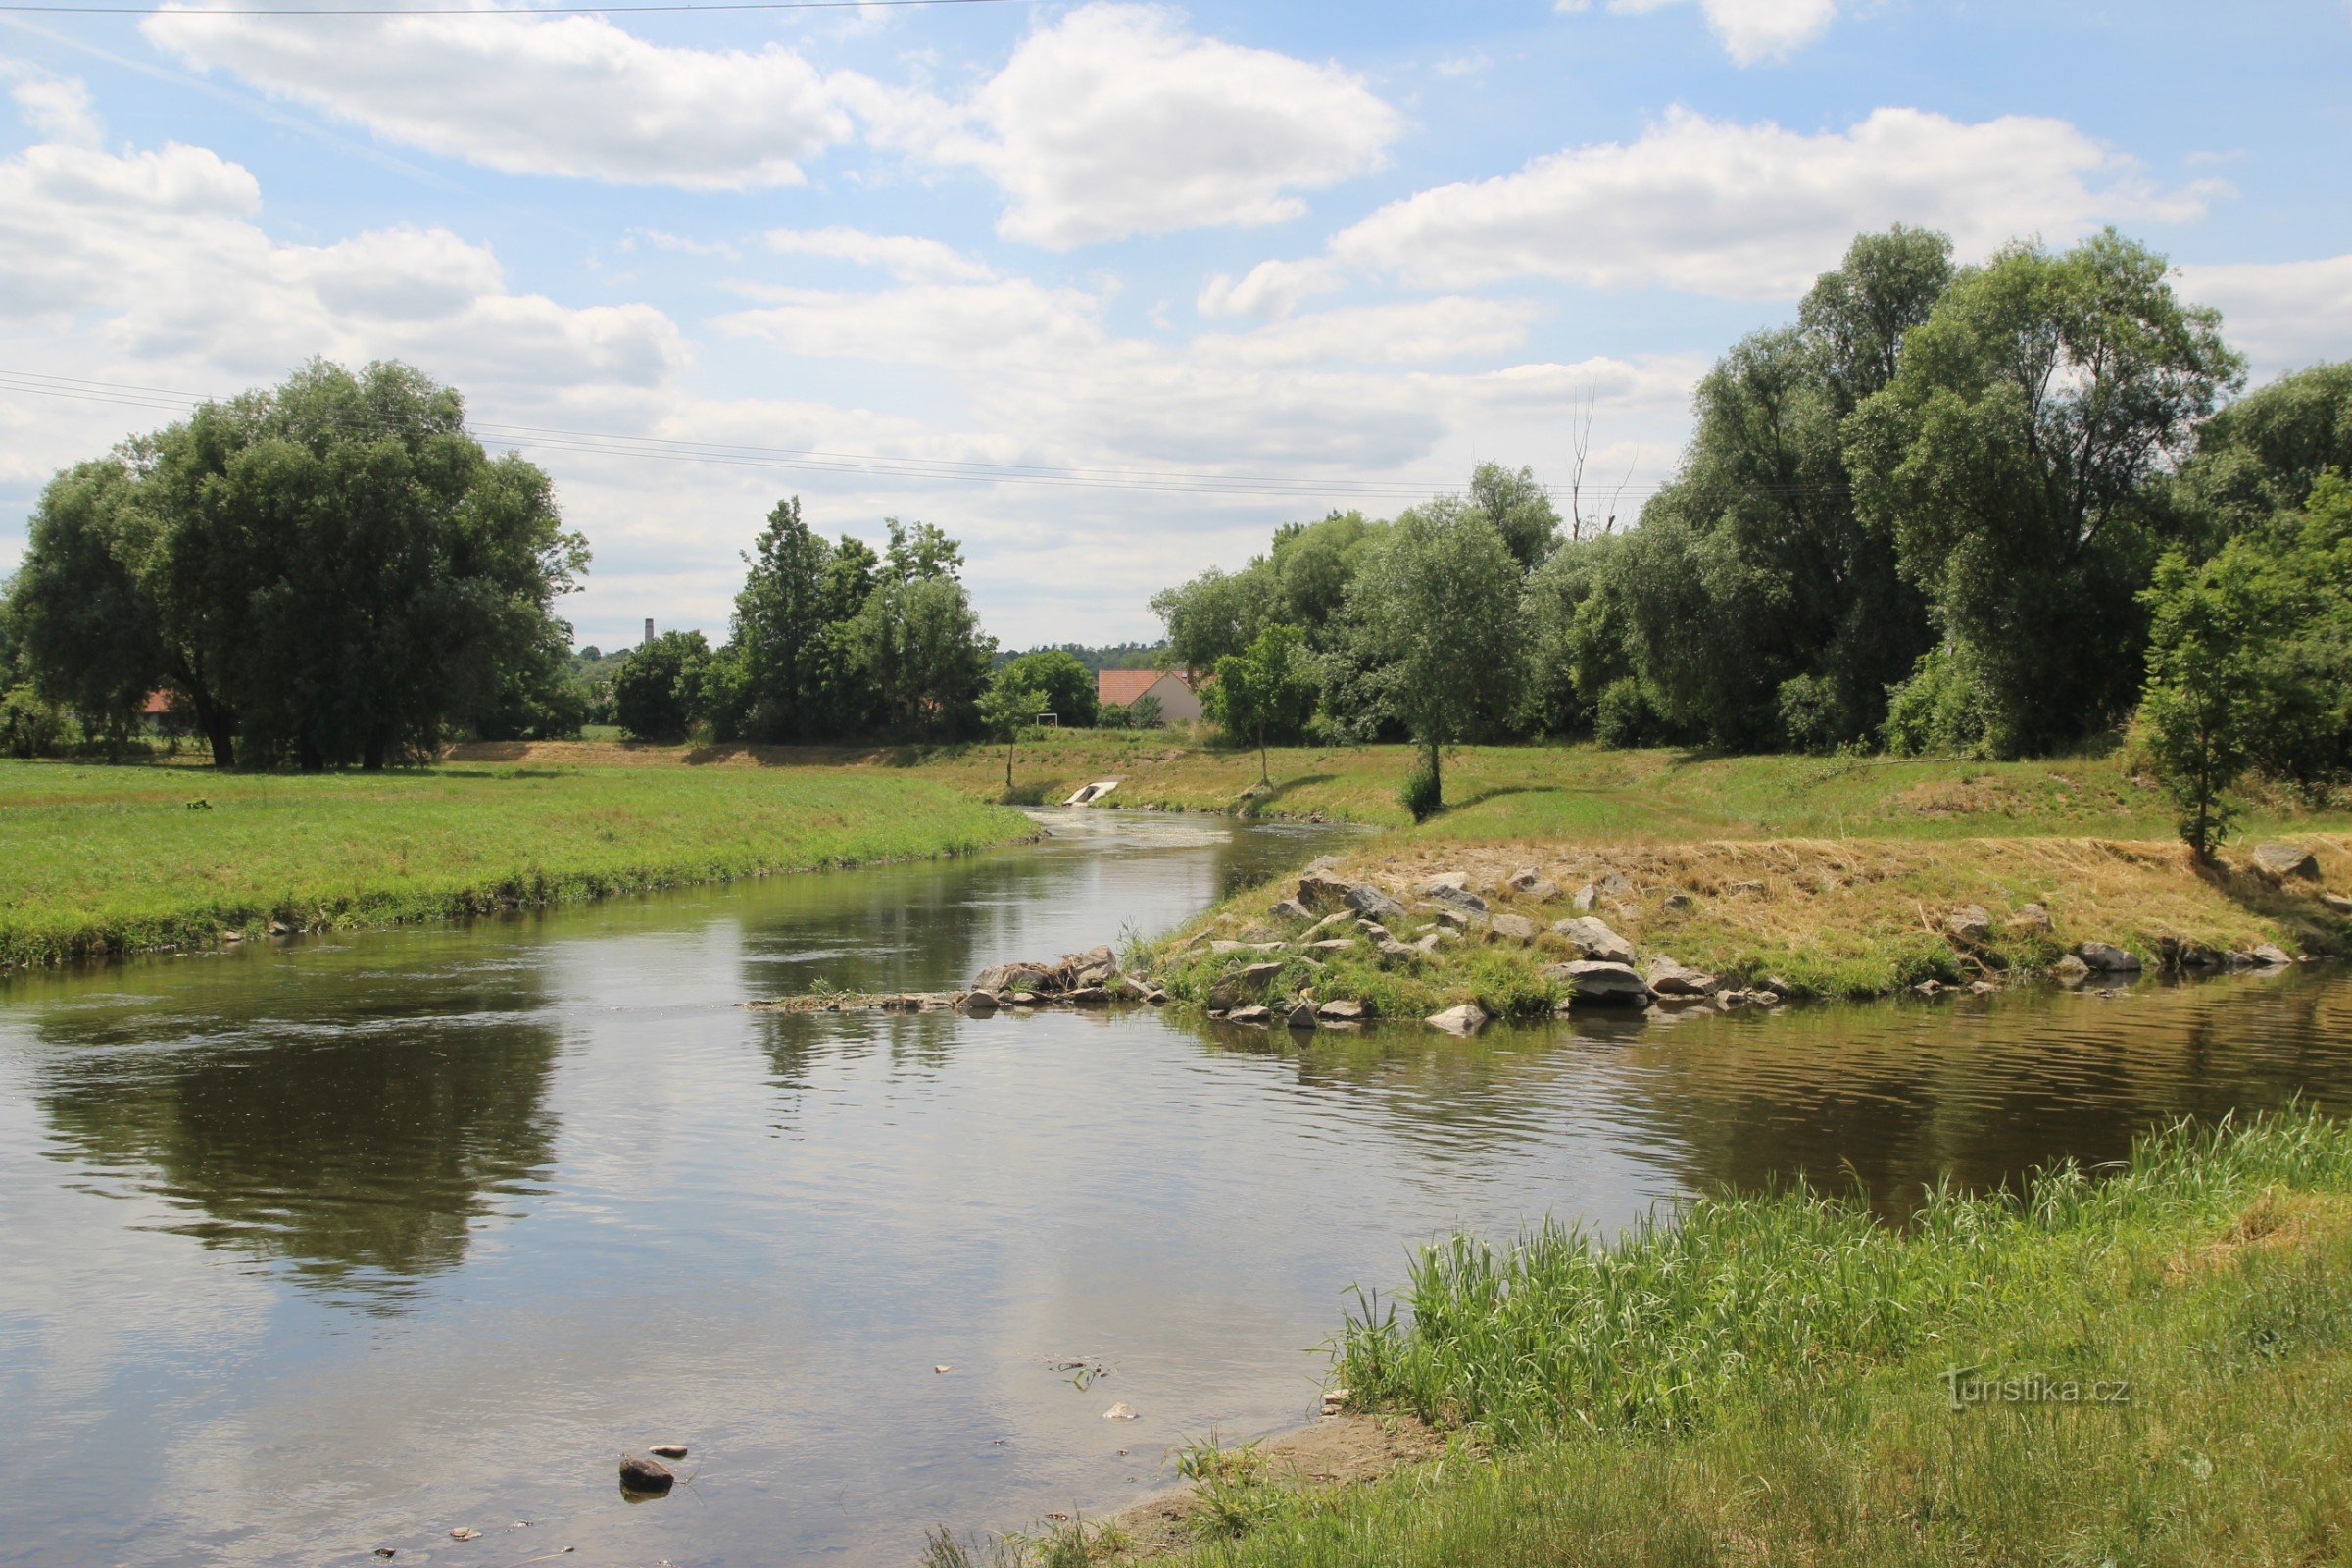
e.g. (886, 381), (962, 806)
(2, 808), (2347, 1567)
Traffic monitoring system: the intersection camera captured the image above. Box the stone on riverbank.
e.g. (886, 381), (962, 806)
(1945, 905), (1994, 944)
(2075, 942), (2142, 973)
(1550, 916), (1635, 964)
(1425, 1004), (1490, 1036)
(1208, 962), (1286, 1009)
(2009, 902), (2054, 933)
(2252, 944), (2293, 967)
(1316, 999), (1367, 1022)
(1645, 956), (1718, 997)
(1298, 872), (1407, 922)
(1489, 913), (1538, 945)
(2250, 844), (2319, 880)
(1548, 959), (1653, 1006)
(1268, 897), (1314, 923)
(2054, 954), (2092, 984)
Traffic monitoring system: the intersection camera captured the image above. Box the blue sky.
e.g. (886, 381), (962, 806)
(3, 0), (2347, 651)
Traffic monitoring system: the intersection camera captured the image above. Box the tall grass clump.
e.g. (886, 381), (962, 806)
(1340, 1109), (2352, 1446)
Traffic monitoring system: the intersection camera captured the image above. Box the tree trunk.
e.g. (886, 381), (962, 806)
(1427, 738), (1442, 809)
(193, 693), (236, 769)
(1004, 735), (1014, 791)
(1259, 729), (1269, 784)
(362, 736), (385, 772)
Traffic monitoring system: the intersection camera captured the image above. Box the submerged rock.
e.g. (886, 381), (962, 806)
(1425, 1003), (1490, 1036)
(1286, 1002), (1320, 1032)
(649, 1444), (688, 1459)
(2053, 953), (2093, 984)
(1224, 1004), (1273, 1025)
(1316, 998), (1368, 1022)
(2252, 944), (2294, 967)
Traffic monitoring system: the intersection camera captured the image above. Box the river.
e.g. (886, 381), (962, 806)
(2, 808), (2346, 1567)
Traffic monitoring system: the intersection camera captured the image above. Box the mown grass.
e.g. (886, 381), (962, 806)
(0, 760), (1032, 969)
(444, 734), (2352, 843)
(1143, 1110), (2352, 1567)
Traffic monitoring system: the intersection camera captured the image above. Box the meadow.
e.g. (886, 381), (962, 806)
(0, 760), (1032, 969)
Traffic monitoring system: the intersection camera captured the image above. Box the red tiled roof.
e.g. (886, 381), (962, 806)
(142, 689), (172, 716)
(1098, 668), (1175, 707)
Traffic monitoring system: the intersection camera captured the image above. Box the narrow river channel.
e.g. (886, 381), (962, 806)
(3, 809), (2347, 1567)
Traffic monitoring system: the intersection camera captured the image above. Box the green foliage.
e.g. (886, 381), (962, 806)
(1097, 702), (1130, 730)
(2171, 361), (2352, 546)
(1591, 676), (1656, 750)
(4, 359), (586, 769)
(2137, 471), (2352, 843)
(1398, 756), (1441, 822)
(999, 649), (1099, 727)
(724, 497), (878, 742)
(0, 684), (69, 759)
(1205, 623), (1319, 779)
(979, 668), (1051, 791)
(1466, 462), (1560, 572)
(851, 519), (994, 739)
(1348, 497), (1525, 807)
(1849, 229), (2246, 757)
(613, 629), (711, 743)
(1127, 692), (1164, 729)
(1881, 645), (1995, 757)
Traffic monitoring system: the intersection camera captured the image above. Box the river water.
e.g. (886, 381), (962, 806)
(2, 809), (2347, 1567)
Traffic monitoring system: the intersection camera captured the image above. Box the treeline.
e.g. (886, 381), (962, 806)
(2, 361), (585, 767)
(605, 501), (996, 745)
(1150, 226), (2352, 825)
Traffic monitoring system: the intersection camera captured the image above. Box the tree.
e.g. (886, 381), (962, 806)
(725, 498), (878, 742)
(2137, 552), (2259, 858)
(1848, 230), (2245, 756)
(1345, 499), (1524, 813)
(1467, 463), (1561, 572)
(2170, 362), (2352, 548)
(7, 359), (586, 768)
(979, 668), (1049, 793)
(1205, 623), (1318, 782)
(614, 630), (710, 743)
(1149, 564), (1275, 672)
(999, 649), (1098, 727)
(851, 520), (993, 737)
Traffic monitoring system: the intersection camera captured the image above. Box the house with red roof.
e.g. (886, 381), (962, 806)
(1096, 667), (1202, 723)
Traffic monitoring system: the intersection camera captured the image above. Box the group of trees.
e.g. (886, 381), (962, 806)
(610, 501), (996, 746)
(2, 361), (586, 767)
(1150, 226), (2352, 825)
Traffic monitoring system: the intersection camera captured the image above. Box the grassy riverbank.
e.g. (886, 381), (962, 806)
(1111, 1110), (2352, 1567)
(1146, 832), (2352, 1007)
(0, 761), (1032, 970)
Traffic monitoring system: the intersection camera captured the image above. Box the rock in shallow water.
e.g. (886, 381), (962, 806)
(619, 1455), (675, 1494)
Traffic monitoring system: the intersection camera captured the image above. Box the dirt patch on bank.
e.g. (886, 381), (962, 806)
(1107, 1412), (1444, 1557)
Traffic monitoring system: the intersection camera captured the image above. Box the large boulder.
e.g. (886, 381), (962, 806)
(1548, 959), (1654, 1006)
(1551, 916), (1635, 965)
(2074, 942), (2141, 973)
(2251, 943), (2293, 967)
(971, 961), (1054, 994)
(1207, 962), (1286, 1009)
(1426, 883), (1491, 915)
(1316, 998), (1368, 1022)
(2249, 844), (2320, 881)
(1267, 897), (1314, 923)
(1425, 1003), (1490, 1036)
(1644, 956), (1719, 997)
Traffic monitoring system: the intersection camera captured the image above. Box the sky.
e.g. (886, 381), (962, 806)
(1, 0), (2348, 654)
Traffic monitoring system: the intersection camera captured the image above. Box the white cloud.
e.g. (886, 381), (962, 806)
(1328, 106), (2214, 298)
(1557, 0), (1838, 65)
(2178, 253), (2352, 373)
(1196, 297), (1539, 367)
(765, 226), (994, 284)
(1197, 256), (1345, 320)
(0, 132), (686, 389)
(916, 3), (1401, 249)
(10, 74), (104, 146)
(142, 4), (851, 188)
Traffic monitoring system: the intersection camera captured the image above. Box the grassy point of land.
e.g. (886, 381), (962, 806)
(1003, 1112), (2352, 1567)
(0, 760), (1033, 970)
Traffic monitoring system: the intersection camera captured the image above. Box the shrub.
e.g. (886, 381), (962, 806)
(1883, 646), (1995, 757)
(0, 684), (68, 758)
(1775, 673), (1846, 755)
(1592, 677), (1654, 749)
(1128, 693), (1163, 729)
(1399, 757), (1442, 821)
(1097, 702), (1130, 730)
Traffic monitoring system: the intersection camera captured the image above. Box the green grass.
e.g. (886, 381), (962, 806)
(0, 760), (1033, 969)
(1148, 1110), (2352, 1566)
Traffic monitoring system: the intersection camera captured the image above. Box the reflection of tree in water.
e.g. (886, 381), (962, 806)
(1161, 974), (2352, 1223)
(32, 964), (561, 1304)
(1611, 973), (2352, 1219)
(752, 1009), (957, 1112)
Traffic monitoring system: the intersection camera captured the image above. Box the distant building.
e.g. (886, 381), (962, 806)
(643, 618), (655, 644)
(1097, 668), (1203, 723)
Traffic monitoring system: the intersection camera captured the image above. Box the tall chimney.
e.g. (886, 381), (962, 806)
(644, 617), (655, 644)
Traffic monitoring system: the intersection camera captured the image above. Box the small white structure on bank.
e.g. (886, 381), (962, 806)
(1096, 668), (1203, 722)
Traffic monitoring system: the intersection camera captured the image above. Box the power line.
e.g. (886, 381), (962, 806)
(0, 0), (1019, 16)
